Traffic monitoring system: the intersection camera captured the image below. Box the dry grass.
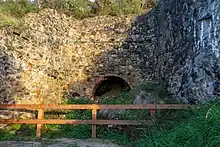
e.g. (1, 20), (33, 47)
(0, 13), (23, 28)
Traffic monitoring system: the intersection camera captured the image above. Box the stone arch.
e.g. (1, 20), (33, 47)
(92, 75), (131, 98)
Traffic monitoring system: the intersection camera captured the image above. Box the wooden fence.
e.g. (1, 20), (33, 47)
(0, 104), (193, 139)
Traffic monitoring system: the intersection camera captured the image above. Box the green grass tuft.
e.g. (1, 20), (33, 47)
(0, 0), (38, 18)
(1, 84), (220, 146)
(0, 0), (37, 27)
(134, 101), (220, 147)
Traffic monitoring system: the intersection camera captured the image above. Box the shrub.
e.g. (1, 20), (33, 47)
(91, 0), (144, 16)
(134, 101), (220, 147)
(41, 0), (91, 19)
(0, 0), (157, 19)
(40, 0), (157, 18)
(0, 13), (22, 27)
(0, 0), (38, 17)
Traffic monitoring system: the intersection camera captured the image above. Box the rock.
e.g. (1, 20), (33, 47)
(127, 0), (220, 103)
(99, 109), (124, 119)
(133, 91), (164, 104)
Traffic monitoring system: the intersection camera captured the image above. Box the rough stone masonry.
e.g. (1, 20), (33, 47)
(141, 0), (220, 103)
(0, 0), (220, 105)
(95, 0), (220, 103)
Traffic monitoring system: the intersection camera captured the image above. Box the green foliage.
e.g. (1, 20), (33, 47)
(94, 0), (142, 16)
(98, 90), (133, 104)
(136, 81), (178, 103)
(0, 130), (18, 141)
(0, 13), (22, 27)
(41, 0), (91, 19)
(138, 81), (168, 97)
(43, 124), (91, 139)
(0, 124), (21, 141)
(43, 97), (92, 139)
(1, 99), (220, 147)
(98, 81), (169, 105)
(66, 98), (92, 120)
(66, 0), (91, 19)
(116, 0), (143, 14)
(98, 127), (130, 144)
(0, 0), (37, 26)
(0, 0), (38, 17)
(134, 102), (220, 147)
(66, 98), (93, 104)
(0, 0), (157, 20)
(2, 87), (219, 146)
(41, 0), (157, 18)
(0, 124), (36, 141)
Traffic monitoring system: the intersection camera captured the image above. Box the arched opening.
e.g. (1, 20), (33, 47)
(71, 92), (80, 97)
(93, 76), (131, 98)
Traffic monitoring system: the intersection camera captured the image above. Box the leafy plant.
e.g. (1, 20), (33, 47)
(0, 0), (38, 17)
(41, 0), (91, 19)
(134, 101), (220, 147)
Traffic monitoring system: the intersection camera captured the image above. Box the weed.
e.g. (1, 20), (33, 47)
(1, 85), (219, 146)
(134, 101), (220, 147)
(0, 0), (38, 18)
(0, 13), (23, 28)
(0, 0), (37, 27)
(0, 124), (36, 141)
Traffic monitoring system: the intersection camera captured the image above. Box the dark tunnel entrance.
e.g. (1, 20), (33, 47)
(93, 76), (131, 98)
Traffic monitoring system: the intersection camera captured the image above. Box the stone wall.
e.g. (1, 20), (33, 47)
(0, 9), (142, 104)
(0, 0), (220, 105)
(128, 0), (220, 103)
(158, 0), (220, 103)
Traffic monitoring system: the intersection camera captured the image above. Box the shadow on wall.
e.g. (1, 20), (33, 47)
(0, 47), (25, 104)
(86, 8), (160, 98)
(0, 4), (161, 104)
(0, 46), (31, 122)
(88, 0), (220, 103)
(92, 75), (131, 98)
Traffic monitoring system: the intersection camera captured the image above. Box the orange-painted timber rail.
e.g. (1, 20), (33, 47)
(0, 104), (194, 139)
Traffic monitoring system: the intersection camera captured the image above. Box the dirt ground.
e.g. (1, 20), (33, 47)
(0, 138), (123, 147)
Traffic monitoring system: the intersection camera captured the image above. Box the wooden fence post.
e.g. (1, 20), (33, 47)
(92, 108), (97, 138)
(0, 104), (193, 139)
(149, 109), (156, 120)
(36, 108), (44, 139)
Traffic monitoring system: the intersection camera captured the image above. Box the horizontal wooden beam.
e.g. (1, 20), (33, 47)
(100, 104), (193, 110)
(0, 119), (151, 125)
(0, 104), (196, 139)
(0, 104), (193, 110)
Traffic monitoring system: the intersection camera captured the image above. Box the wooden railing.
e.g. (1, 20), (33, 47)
(0, 104), (193, 139)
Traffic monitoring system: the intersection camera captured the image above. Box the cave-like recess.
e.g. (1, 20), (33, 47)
(93, 76), (131, 97)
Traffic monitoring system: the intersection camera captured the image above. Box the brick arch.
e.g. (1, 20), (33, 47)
(92, 75), (131, 98)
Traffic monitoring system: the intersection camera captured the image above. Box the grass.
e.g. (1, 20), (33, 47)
(0, 83), (152, 144)
(0, 0), (37, 27)
(0, 0), (157, 20)
(0, 0), (38, 18)
(0, 124), (36, 141)
(0, 13), (21, 28)
(0, 0), (157, 28)
(134, 101), (220, 147)
(97, 81), (171, 105)
(2, 102), (219, 146)
(0, 83), (220, 146)
(41, 0), (156, 18)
